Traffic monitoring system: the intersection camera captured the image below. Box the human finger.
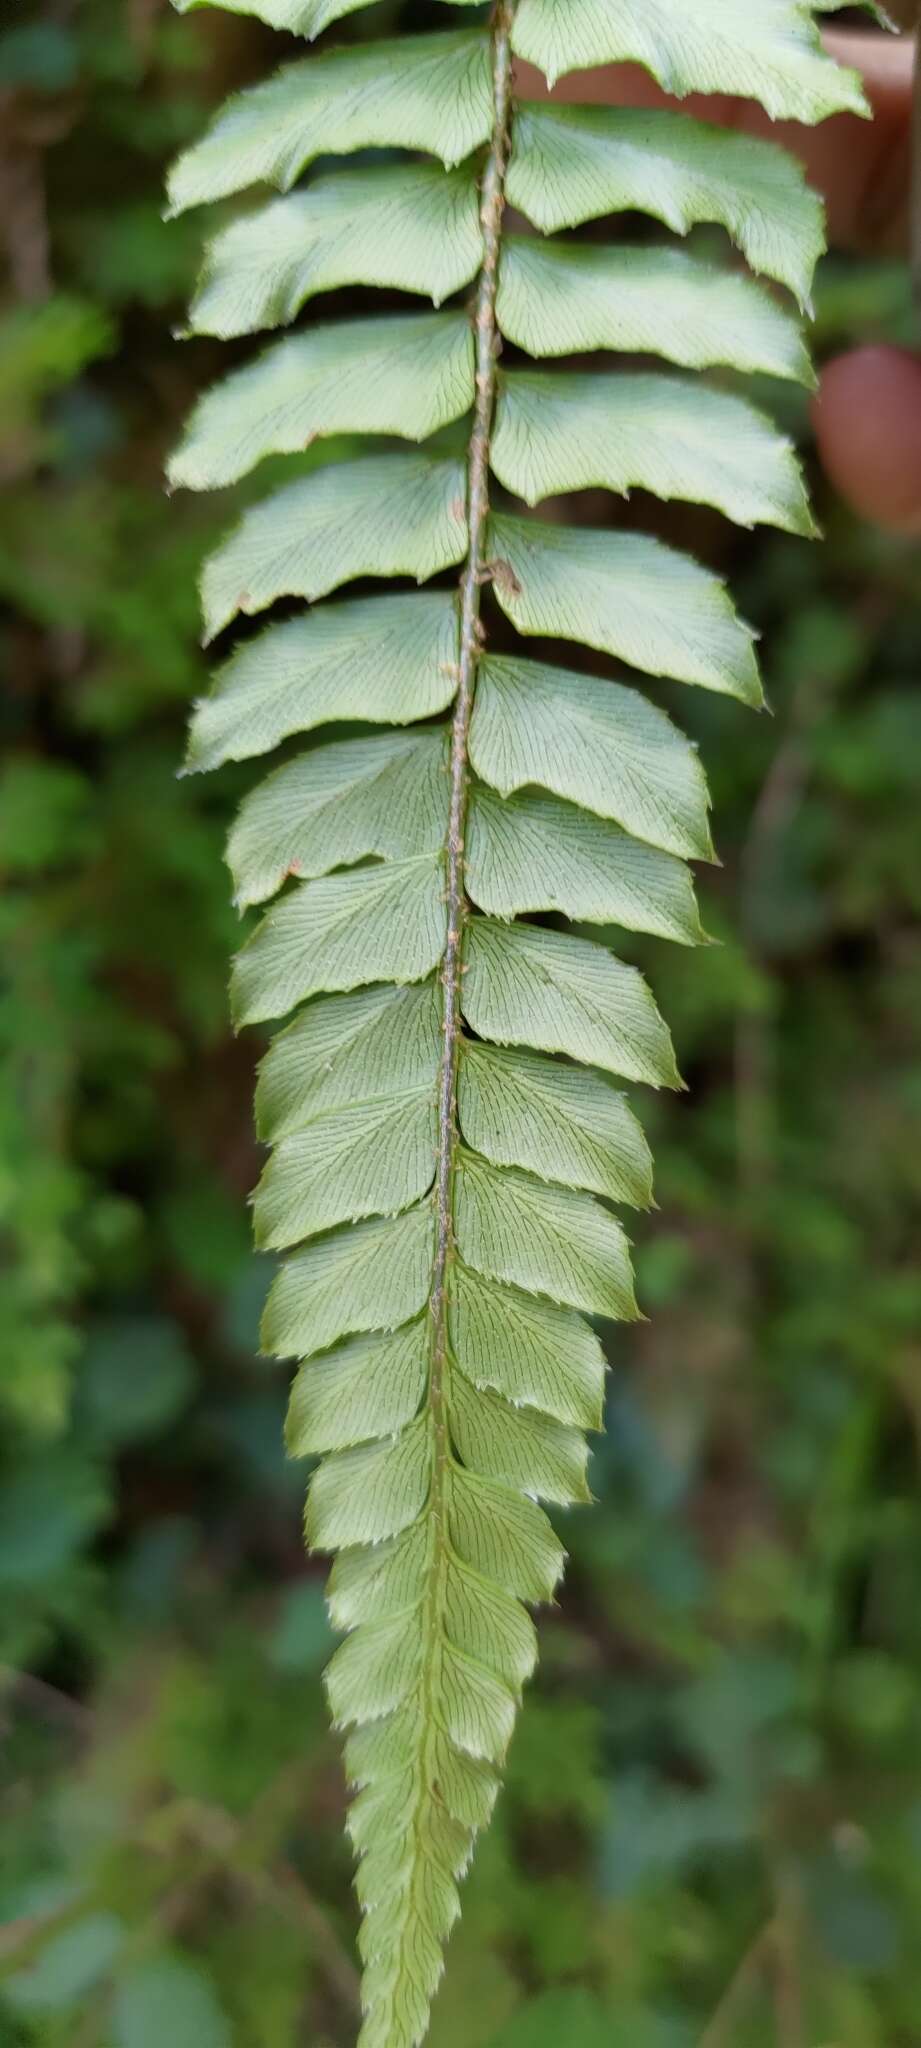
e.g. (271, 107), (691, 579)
(813, 345), (921, 532)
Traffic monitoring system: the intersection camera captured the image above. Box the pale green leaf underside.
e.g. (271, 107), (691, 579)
(512, 0), (867, 122)
(470, 655), (714, 863)
(449, 1262), (605, 1430)
(309, 1416), (432, 1551)
(286, 1321), (430, 1455)
(170, 0), (496, 26)
(187, 162), (480, 340)
(324, 1518), (434, 1635)
(228, 730), (448, 909)
(201, 455), (466, 641)
(467, 781), (705, 944)
(493, 370), (813, 534)
(169, 2), (843, 2040)
(170, 314), (473, 491)
(447, 1370), (590, 1507)
(325, 1499), (548, 1638)
(457, 1043), (654, 1210)
(454, 1149), (638, 1323)
(321, 1436), (563, 2048)
(167, 30), (492, 213)
(327, 1480), (560, 1642)
(438, 1464), (564, 1606)
(262, 1203), (435, 1362)
(256, 982), (441, 1143)
(186, 593), (459, 773)
(490, 514), (763, 706)
(304, 1425), (431, 1548)
(230, 732), (703, 943)
(171, 0), (368, 33)
(232, 855), (447, 1026)
(463, 917), (682, 1091)
(507, 103), (824, 306)
(254, 1089), (437, 1248)
(497, 238), (812, 383)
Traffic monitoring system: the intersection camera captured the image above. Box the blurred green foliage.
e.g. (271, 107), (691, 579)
(2, 3), (921, 2043)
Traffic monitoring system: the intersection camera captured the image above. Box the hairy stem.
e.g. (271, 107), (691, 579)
(362, 6), (517, 2023)
(428, 0), (516, 1440)
(358, 21), (517, 2035)
(421, 0), (515, 1656)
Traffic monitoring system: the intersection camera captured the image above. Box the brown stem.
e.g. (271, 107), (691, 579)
(0, 112), (52, 304)
(427, 0), (515, 1414)
(426, 0), (515, 1467)
(371, 4), (517, 1994)
(699, 1916), (777, 2048)
(355, 22), (517, 2026)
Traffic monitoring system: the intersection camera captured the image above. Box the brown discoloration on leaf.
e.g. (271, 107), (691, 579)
(489, 556), (522, 599)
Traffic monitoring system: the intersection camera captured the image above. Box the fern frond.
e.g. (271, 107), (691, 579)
(169, 2), (865, 2040)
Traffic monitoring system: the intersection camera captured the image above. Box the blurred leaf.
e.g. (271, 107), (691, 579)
(0, 761), (100, 876)
(0, 23), (78, 89)
(0, 1456), (109, 1588)
(4, 1913), (122, 2012)
(267, 1580), (333, 1674)
(487, 1990), (609, 2048)
(77, 1317), (196, 1446)
(112, 1954), (231, 2048)
(601, 1773), (751, 1897)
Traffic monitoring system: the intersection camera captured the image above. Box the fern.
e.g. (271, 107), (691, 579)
(167, 5), (864, 2041)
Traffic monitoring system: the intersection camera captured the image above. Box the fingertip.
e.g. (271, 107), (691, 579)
(812, 345), (921, 536)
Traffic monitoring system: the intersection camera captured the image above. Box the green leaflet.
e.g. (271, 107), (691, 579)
(449, 1262), (606, 1430)
(470, 655), (714, 862)
(262, 1204), (435, 1362)
(171, 0), (485, 26)
(505, 106), (825, 305)
(489, 514), (763, 705)
(325, 1606), (425, 1726)
(444, 1465), (565, 1606)
(308, 1418), (433, 1550)
(446, 1370), (590, 1507)
(253, 1089), (438, 1247)
(466, 782), (705, 944)
(512, 0), (867, 121)
(172, 0), (369, 32)
(171, 2), (847, 2039)
(228, 730), (448, 910)
(185, 593), (459, 772)
(497, 237), (813, 381)
(256, 983), (442, 1142)
(345, 1708), (499, 1828)
(231, 855), (447, 1025)
(286, 1321), (430, 1455)
(438, 1554), (538, 1690)
(167, 31), (493, 212)
(186, 162), (481, 339)
(457, 1044), (654, 1209)
(330, 1519), (436, 1633)
(170, 314), (474, 491)
(454, 1149), (638, 1322)
(462, 917), (682, 1090)
(492, 371), (814, 532)
(201, 454), (467, 640)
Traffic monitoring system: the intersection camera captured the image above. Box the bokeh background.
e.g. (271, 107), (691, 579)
(2, 3), (921, 2044)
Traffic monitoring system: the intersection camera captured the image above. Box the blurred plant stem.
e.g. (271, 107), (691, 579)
(701, 1871), (804, 2048)
(734, 670), (831, 1211)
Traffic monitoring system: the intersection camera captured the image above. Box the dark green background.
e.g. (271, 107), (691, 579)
(2, 3), (921, 2042)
